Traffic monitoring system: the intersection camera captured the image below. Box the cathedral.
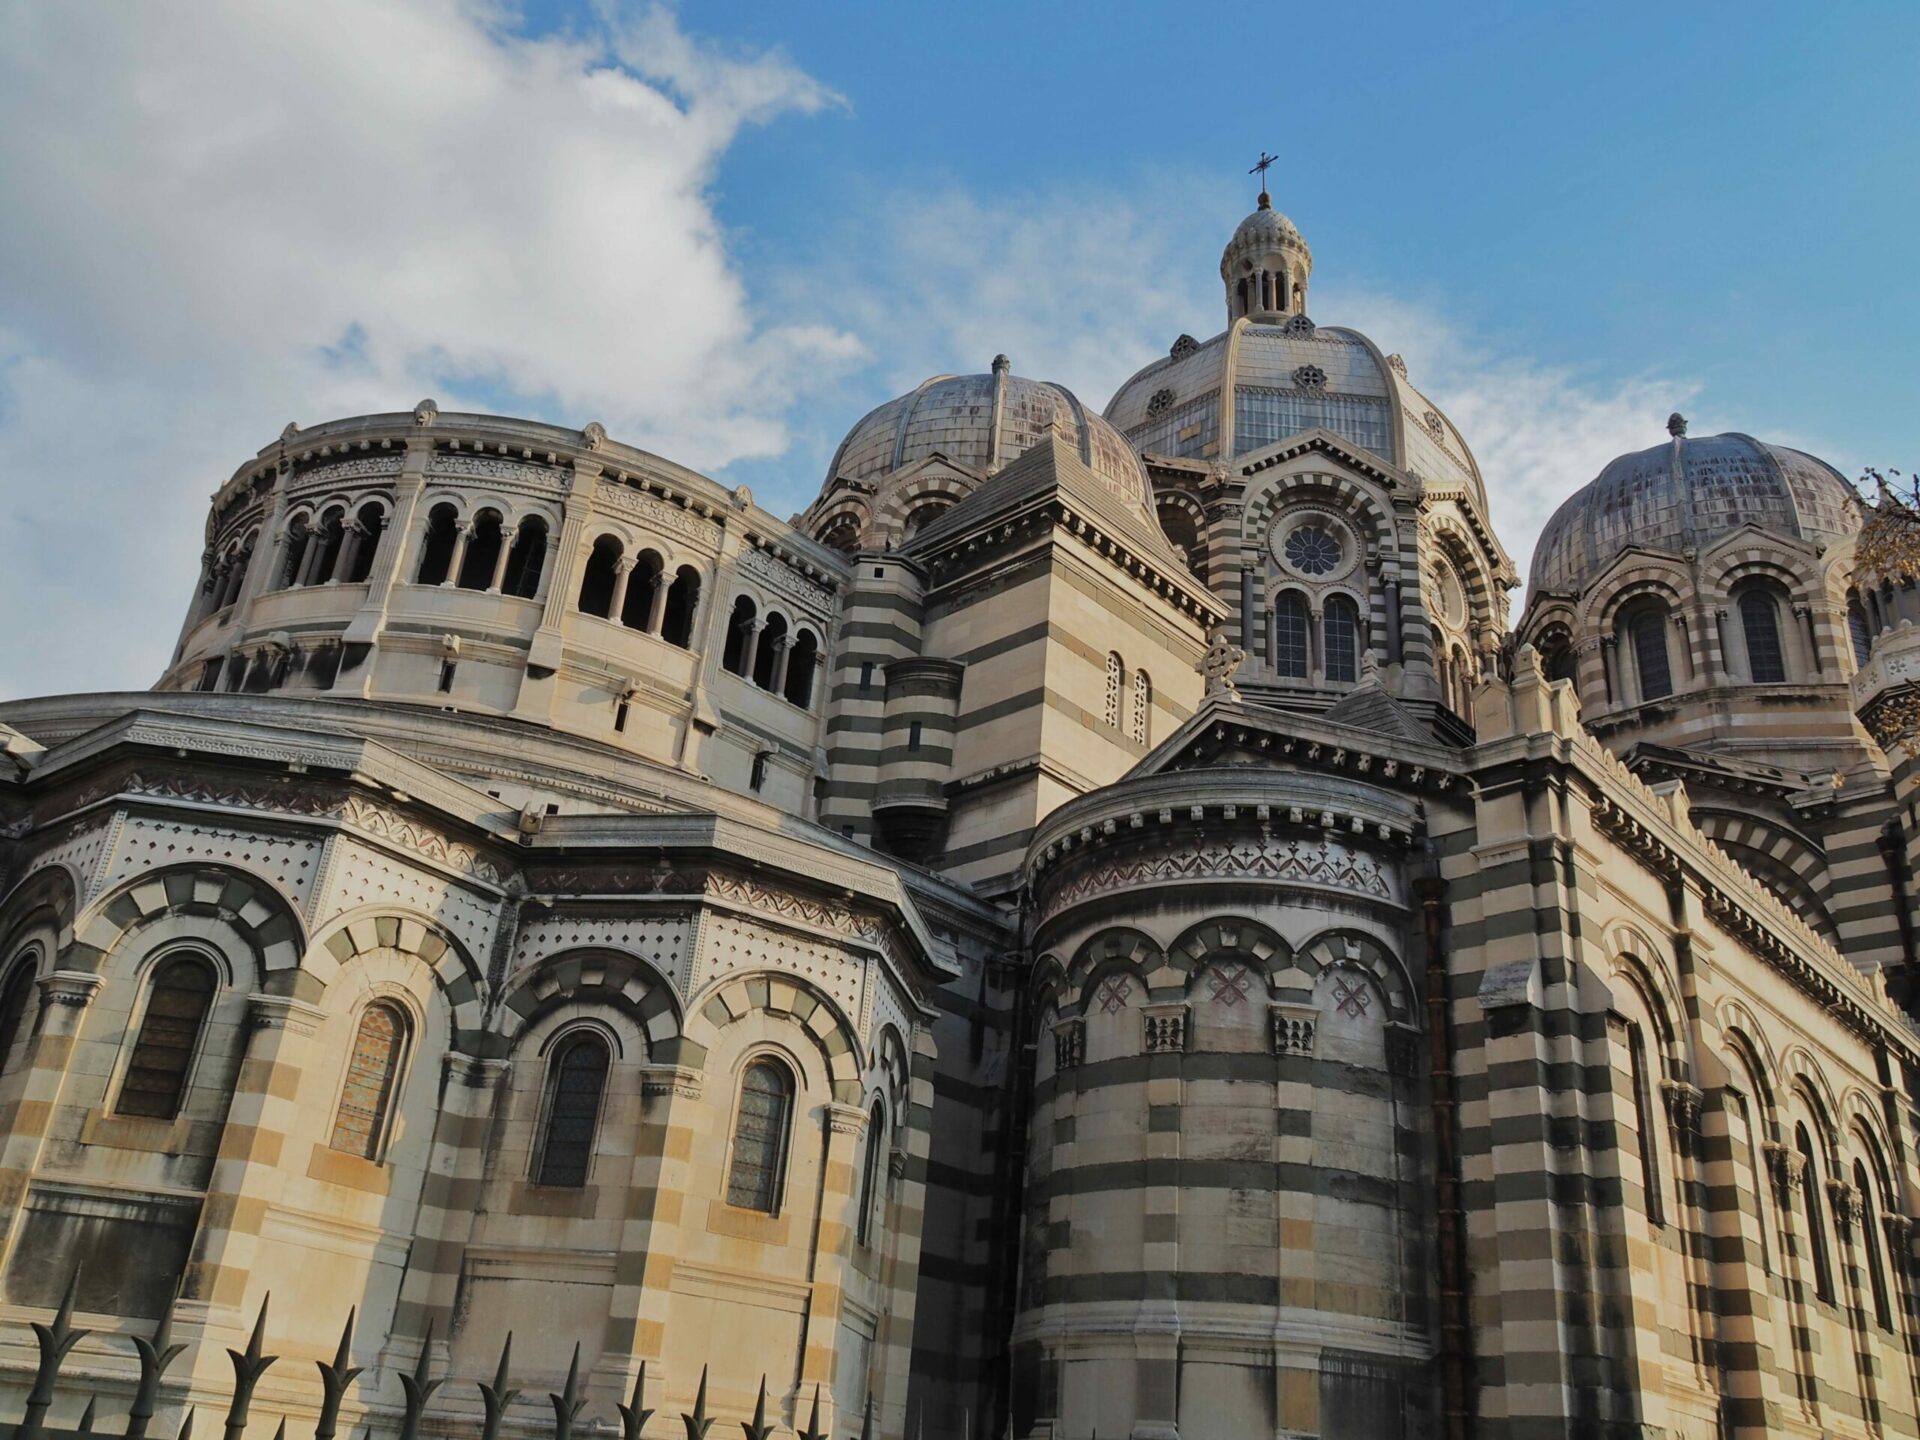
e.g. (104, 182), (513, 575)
(1, 186), (1918, 1440)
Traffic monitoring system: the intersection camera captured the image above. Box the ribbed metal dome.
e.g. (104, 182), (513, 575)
(1529, 430), (1861, 594)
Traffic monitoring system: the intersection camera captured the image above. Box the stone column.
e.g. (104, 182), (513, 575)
(1713, 607), (1733, 684)
(1599, 635), (1618, 705)
(330, 521), (364, 583)
(533, 532), (562, 604)
(487, 530), (514, 594)
(872, 1029), (937, 1436)
(771, 634), (793, 695)
(645, 574), (671, 634)
(794, 1103), (867, 1434)
(1384, 577), (1403, 663)
(442, 523), (474, 588)
(0, 971), (101, 1268)
(510, 461), (599, 723)
(341, 441), (427, 666)
(607, 556), (637, 624)
(740, 618), (765, 683)
(1797, 603), (1822, 674)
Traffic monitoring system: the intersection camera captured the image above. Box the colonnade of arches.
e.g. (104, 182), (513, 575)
(575, 535), (699, 647)
(415, 504), (550, 598)
(720, 596), (822, 709)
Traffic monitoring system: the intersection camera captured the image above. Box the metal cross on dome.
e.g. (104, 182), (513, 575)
(1249, 151), (1279, 192)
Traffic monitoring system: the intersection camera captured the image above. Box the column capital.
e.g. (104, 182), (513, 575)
(247, 993), (327, 1036)
(640, 1063), (703, 1100)
(38, 971), (102, 1008)
(445, 1051), (510, 1089)
(825, 1101), (870, 1137)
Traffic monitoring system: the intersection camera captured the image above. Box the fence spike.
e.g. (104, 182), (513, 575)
(740, 1375), (774, 1440)
(615, 1359), (653, 1440)
(313, 1307), (362, 1440)
(128, 1291), (189, 1440)
(270, 1420), (286, 1440)
(78, 1396), (97, 1433)
(175, 1407), (195, 1440)
(477, 1331), (521, 1440)
(224, 1294), (278, 1440)
(859, 1393), (875, 1440)
(396, 1320), (446, 1440)
(795, 1382), (827, 1440)
(549, 1341), (588, 1440)
(681, 1364), (714, 1440)
(22, 1265), (90, 1440)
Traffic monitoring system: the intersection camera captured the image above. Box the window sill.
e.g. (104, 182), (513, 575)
(79, 1109), (193, 1155)
(705, 1199), (789, 1246)
(306, 1142), (391, 1195)
(506, 1180), (600, 1218)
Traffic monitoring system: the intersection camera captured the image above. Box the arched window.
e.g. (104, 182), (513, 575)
(1856, 1159), (1894, 1329)
(815, 513), (861, 556)
(1131, 670), (1152, 745)
(117, 955), (216, 1120)
(902, 501), (950, 541)
(1543, 642), (1577, 684)
(754, 613), (788, 691)
(1608, 1014), (1663, 1226)
(1104, 652), (1124, 728)
(457, 510), (504, 590)
(1796, 1123), (1835, 1303)
(857, 1099), (887, 1246)
(623, 550), (664, 631)
(662, 566), (700, 648)
(1449, 646), (1475, 724)
(1849, 595), (1874, 666)
(536, 1031), (611, 1188)
(785, 629), (820, 707)
(280, 516), (312, 589)
(726, 1059), (793, 1213)
(501, 516), (548, 599)
(330, 1002), (408, 1160)
(1739, 588), (1787, 683)
(1274, 592), (1308, 679)
(346, 503), (385, 584)
(415, 504), (459, 586)
(722, 596), (757, 676)
(0, 957), (38, 1076)
(577, 536), (622, 619)
(1156, 504), (1205, 580)
(1324, 595), (1360, 684)
(1626, 606), (1673, 701)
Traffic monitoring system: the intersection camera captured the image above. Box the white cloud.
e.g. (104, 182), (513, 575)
(0, 0), (856, 696)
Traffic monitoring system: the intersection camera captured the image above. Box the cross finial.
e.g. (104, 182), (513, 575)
(1249, 150), (1279, 202)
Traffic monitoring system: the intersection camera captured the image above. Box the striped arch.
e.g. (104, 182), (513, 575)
(316, 908), (489, 1048)
(1293, 928), (1410, 1023)
(0, 864), (80, 960)
(1425, 514), (1499, 635)
(1779, 1045), (1841, 1155)
(808, 495), (871, 553)
(1702, 532), (1821, 597)
(1603, 948), (1688, 1082)
(1576, 554), (1692, 633)
(1066, 927), (1164, 991)
(1241, 468), (1393, 557)
(1839, 1087), (1896, 1199)
(493, 946), (681, 1060)
(876, 472), (972, 537)
(1692, 809), (1837, 944)
(686, 972), (864, 1104)
(70, 864), (305, 981)
(1165, 917), (1289, 983)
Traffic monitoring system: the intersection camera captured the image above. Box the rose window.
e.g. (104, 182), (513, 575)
(1284, 525), (1341, 577)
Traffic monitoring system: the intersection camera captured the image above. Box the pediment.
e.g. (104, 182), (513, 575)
(1236, 427), (1400, 487)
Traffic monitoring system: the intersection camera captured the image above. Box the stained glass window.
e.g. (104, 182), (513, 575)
(726, 1060), (793, 1213)
(536, 1032), (610, 1188)
(330, 1003), (407, 1160)
(117, 956), (215, 1120)
(1740, 590), (1786, 683)
(1274, 593), (1309, 679)
(1285, 525), (1340, 577)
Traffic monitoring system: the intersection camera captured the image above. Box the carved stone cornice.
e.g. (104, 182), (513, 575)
(826, 1102), (869, 1137)
(37, 971), (102, 1008)
(640, 1064), (703, 1101)
(444, 1052), (511, 1089)
(247, 994), (327, 1036)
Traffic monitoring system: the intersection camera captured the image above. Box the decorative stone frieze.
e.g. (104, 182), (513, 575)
(1271, 1005), (1317, 1057)
(1142, 1004), (1187, 1054)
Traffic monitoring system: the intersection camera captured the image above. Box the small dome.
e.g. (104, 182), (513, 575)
(1529, 429), (1862, 594)
(820, 364), (1154, 516)
(1220, 193), (1310, 276)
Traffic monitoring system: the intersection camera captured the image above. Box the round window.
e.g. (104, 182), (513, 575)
(1284, 525), (1341, 577)
(1433, 559), (1468, 629)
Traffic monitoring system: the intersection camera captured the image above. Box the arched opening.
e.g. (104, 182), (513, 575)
(1796, 1123), (1835, 1303)
(1274, 592), (1309, 679)
(1105, 651), (1124, 727)
(726, 1058), (794, 1214)
(1849, 593), (1874, 666)
(415, 504), (459, 586)
(1156, 503), (1206, 580)
(457, 509), (505, 590)
(1619, 601), (1674, 703)
(754, 613), (789, 691)
(345, 503), (384, 584)
(858, 1098), (887, 1246)
(623, 549), (664, 631)
(784, 629), (820, 707)
(1856, 1158), (1894, 1329)
(311, 507), (347, 585)
(1324, 595), (1360, 683)
(1737, 585), (1788, 683)
(815, 513), (862, 556)
(1131, 670), (1152, 745)
(330, 1001), (409, 1161)
(662, 566), (700, 648)
(577, 535), (623, 619)
(280, 516), (312, 589)
(536, 1030), (611, 1188)
(1543, 643), (1577, 683)
(501, 516), (548, 599)
(116, 954), (217, 1121)
(902, 501), (950, 541)
(722, 596), (757, 676)
(0, 957), (38, 1076)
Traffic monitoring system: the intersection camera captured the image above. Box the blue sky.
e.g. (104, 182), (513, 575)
(1, 1), (1914, 694)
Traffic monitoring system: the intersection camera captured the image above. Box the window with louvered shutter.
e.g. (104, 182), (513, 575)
(330, 1003), (407, 1160)
(536, 1032), (610, 1188)
(726, 1060), (793, 1213)
(117, 956), (215, 1120)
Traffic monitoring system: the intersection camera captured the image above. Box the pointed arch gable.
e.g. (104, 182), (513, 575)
(494, 946), (682, 1061)
(71, 864), (307, 983)
(315, 907), (489, 1048)
(686, 971), (864, 1104)
(1165, 917), (1289, 980)
(0, 864), (81, 960)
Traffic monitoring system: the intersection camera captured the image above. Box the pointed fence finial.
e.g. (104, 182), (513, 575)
(176, 1407), (196, 1440)
(77, 1396), (97, 1433)
(860, 1392), (875, 1440)
(129, 1286), (188, 1440)
(314, 1306), (363, 1440)
(224, 1294), (278, 1440)
(550, 1342), (588, 1440)
(616, 1359), (654, 1440)
(795, 1382), (828, 1440)
(270, 1420), (286, 1440)
(682, 1364), (715, 1440)
(740, 1374), (775, 1440)
(478, 1332), (522, 1440)
(396, 1321), (446, 1440)
(21, 1266), (90, 1440)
